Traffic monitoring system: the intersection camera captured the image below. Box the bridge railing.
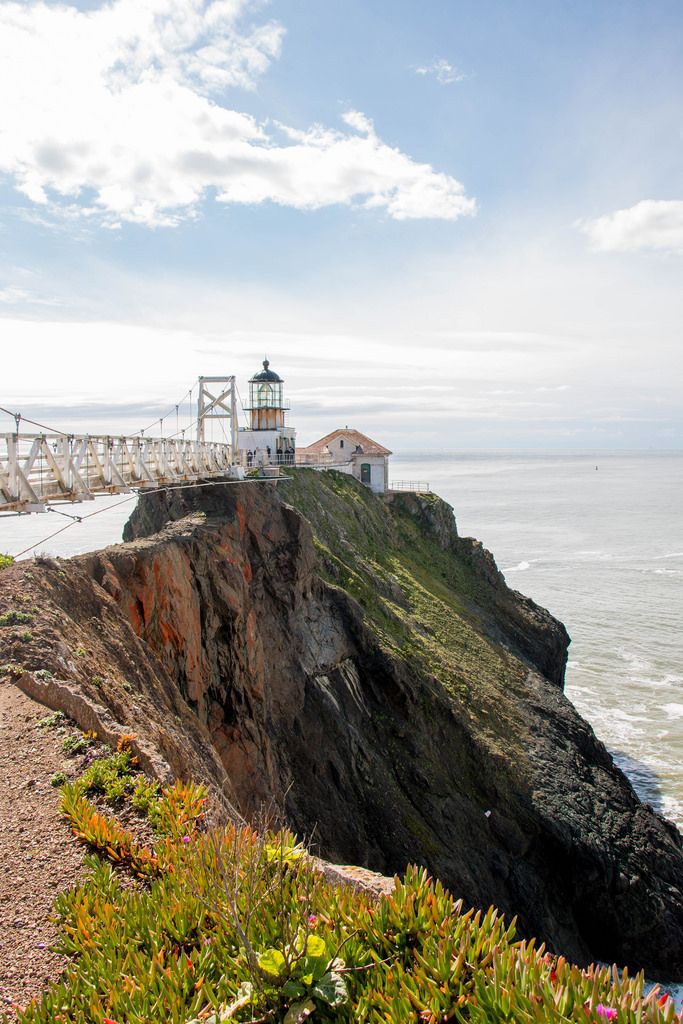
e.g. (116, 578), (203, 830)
(0, 433), (234, 512)
(388, 481), (431, 493)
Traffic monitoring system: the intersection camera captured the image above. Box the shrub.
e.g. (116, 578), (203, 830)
(131, 775), (161, 816)
(0, 553), (14, 570)
(0, 609), (32, 626)
(16, 759), (680, 1024)
(72, 751), (134, 803)
(37, 710), (65, 728)
(147, 780), (207, 839)
(62, 733), (93, 757)
(0, 661), (23, 676)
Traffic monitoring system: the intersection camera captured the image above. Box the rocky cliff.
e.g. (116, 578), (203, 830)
(1, 470), (681, 980)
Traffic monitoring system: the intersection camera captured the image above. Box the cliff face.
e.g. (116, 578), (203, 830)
(1, 471), (681, 980)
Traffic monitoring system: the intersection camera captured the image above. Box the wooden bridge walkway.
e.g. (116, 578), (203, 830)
(0, 433), (236, 513)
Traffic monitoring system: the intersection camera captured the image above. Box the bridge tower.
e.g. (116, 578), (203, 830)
(196, 376), (238, 459)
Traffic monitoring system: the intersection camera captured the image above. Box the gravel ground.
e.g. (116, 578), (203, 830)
(0, 682), (87, 1018)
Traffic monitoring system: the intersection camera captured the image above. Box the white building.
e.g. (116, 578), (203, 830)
(297, 428), (392, 494)
(238, 360), (296, 467)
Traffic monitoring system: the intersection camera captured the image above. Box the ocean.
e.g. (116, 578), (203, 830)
(391, 450), (683, 832)
(1, 450), (681, 830)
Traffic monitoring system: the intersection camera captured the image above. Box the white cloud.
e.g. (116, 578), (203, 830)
(341, 110), (376, 136)
(579, 200), (683, 254)
(0, 0), (475, 227)
(414, 58), (466, 85)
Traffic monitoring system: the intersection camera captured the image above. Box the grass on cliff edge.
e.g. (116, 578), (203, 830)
(13, 749), (680, 1024)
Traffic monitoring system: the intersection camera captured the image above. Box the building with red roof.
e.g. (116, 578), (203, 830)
(297, 427), (392, 493)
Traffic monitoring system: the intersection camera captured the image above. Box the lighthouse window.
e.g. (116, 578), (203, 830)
(258, 383), (273, 406)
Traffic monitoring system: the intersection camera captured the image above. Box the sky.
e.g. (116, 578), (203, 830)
(0, 0), (681, 449)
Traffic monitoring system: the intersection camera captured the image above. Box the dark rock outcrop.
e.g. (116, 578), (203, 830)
(1, 471), (681, 980)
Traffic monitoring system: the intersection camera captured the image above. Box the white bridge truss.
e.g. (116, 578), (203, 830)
(0, 433), (235, 513)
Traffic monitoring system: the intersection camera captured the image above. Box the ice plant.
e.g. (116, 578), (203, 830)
(597, 1006), (618, 1020)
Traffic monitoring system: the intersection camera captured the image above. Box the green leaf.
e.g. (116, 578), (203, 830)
(283, 999), (316, 1024)
(313, 971), (349, 1008)
(305, 934), (326, 959)
(258, 948), (286, 977)
(283, 980), (307, 1000)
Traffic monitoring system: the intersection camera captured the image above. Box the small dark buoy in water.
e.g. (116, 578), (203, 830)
(595, 465), (598, 470)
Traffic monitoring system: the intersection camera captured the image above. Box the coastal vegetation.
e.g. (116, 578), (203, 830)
(15, 745), (680, 1024)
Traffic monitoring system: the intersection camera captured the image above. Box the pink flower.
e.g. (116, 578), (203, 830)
(307, 914), (318, 926)
(596, 1006), (617, 1020)
(181, 835), (191, 843)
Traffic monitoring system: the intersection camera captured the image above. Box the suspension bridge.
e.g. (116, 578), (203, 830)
(1, 376), (243, 515)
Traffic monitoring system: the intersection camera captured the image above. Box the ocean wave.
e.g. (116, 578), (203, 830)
(575, 550), (614, 562)
(502, 559), (535, 572)
(663, 703), (683, 721)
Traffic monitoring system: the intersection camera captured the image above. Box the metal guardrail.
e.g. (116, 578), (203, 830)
(0, 433), (235, 512)
(389, 481), (431, 492)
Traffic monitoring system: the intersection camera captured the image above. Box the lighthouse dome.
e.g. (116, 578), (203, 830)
(251, 359), (282, 383)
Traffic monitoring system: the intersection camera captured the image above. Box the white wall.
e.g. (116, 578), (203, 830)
(350, 455), (388, 494)
(238, 427), (296, 464)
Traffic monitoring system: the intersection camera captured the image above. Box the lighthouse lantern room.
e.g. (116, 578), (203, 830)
(238, 359), (296, 466)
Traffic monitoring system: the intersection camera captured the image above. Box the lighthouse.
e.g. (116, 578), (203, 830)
(238, 359), (296, 467)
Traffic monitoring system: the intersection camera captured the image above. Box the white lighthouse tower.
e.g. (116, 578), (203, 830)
(238, 359), (296, 467)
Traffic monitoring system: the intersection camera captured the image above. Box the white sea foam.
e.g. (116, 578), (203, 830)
(503, 560), (533, 572)
(617, 649), (653, 674)
(663, 703), (683, 721)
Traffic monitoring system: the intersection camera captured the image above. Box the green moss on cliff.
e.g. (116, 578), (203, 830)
(281, 471), (526, 721)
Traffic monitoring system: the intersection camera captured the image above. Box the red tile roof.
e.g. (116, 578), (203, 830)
(299, 428), (392, 456)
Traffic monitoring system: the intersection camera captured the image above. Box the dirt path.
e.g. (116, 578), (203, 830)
(0, 682), (87, 1018)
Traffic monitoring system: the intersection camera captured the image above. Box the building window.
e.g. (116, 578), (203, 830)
(339, 439), (344, 449)
(361, 463), (371, 484)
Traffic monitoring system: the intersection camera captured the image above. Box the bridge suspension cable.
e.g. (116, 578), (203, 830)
(0, 404), (70, 437)
(133, 383), (195, 438)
